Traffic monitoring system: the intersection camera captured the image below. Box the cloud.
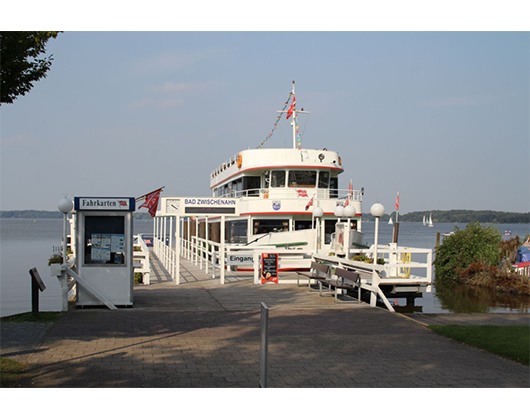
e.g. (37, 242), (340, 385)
(131, 80), (224, 109)
(131, 52), (198, 73)
(131, 49), (229, 74)
(421, 94), (497, 108)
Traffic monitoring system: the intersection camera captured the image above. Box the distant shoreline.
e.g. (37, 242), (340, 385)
(1, 209), (528, 224)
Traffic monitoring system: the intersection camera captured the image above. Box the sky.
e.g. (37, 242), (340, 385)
(1, 11), (529, 214)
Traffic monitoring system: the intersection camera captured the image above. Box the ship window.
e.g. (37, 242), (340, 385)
(271, 171), (285, 188)
(330, 177), (338, 198)
(288, 170), (316, 188)
(226, 220), (248, 244)
(295, 220), (312, 230)
(253, 219), (289, 234)
(243, 176), (260, 197)
(318, 172), (330, 188)
(324, 220), (336, 244)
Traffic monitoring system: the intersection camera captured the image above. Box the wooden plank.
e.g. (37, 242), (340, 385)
(29, 267), (46, 291)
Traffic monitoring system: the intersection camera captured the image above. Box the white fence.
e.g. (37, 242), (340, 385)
(133, 234), (151, 285)
(153, 232), (314, 284)
(312, 244), (433, 311)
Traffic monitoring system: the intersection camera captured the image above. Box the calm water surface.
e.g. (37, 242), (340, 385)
(1, 218), (528, 317)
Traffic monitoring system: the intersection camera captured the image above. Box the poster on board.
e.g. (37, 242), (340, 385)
(261, 253), (278, 284)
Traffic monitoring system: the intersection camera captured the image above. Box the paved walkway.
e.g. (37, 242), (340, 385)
(1, 254), (529, 387)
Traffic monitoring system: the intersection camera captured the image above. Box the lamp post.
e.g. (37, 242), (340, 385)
(343, 205), (355, 258)
(370, 202), (385, 307)
(58, 198), (73, 264)
(312, 206), (323, 252)
(57, 198), (73, 312)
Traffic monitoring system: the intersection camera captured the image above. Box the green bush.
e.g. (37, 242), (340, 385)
(434, 222), (501, 284)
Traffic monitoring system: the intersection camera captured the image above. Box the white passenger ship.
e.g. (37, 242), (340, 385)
(207, 82), (365, 266)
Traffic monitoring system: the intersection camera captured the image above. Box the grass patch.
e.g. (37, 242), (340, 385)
(430, 325), (530, 366)
(1, 312), (62, 323)
(0, 358), (27, 387)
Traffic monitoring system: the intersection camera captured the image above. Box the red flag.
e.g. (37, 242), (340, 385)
(297, 189), (308, 197)
(305, 197), (313, 211)
(344, 178), (353, 206)
(137, 187), (164, 217)
(395, 192), (400, 211)
(286, 95), (296, 119)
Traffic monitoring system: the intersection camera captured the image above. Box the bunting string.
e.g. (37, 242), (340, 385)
(296, 120), (301, 149)
(256, 92), (293, 149)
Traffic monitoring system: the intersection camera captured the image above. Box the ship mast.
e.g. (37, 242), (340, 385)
(278, 80), (309, 149)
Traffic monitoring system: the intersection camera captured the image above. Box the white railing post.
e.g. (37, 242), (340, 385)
(220, 215), (225, 285)
(175, 215), (180, 285)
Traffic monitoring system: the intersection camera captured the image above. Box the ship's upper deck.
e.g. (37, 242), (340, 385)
(210, 148), (343, 189)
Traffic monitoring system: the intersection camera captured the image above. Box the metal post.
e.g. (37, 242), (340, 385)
(259, 302), (269, 388)
(175, 215), (180, 285)
(371, 216), (380, 307)
(169, 216), (174, 277)
(220, 215), (225, 284)
(62, 212), (68, 264)
(205, 216), (209, 275)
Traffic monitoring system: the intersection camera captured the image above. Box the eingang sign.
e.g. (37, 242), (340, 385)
(226, 253), (254, 266)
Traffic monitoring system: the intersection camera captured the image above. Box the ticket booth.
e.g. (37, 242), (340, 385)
(74, 197), (135, 307)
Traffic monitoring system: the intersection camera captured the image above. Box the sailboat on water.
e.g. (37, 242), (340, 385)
(427, 213), (434, 227)
(423, 213), (434, 227)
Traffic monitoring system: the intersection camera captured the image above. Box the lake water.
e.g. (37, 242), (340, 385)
(0, 218), (528, 317)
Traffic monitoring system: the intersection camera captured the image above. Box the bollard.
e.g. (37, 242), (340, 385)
(29, 268), (46, 315)
(259, 302), (269, 388)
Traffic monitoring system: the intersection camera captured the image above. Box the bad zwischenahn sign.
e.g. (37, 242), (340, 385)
(160, 197), (240, 216)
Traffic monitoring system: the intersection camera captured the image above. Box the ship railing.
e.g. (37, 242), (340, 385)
(214, 188), (363, 201)
(133, 234), (151, 285)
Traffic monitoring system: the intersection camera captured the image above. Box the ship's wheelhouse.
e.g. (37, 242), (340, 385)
(212, 169), (339, 200)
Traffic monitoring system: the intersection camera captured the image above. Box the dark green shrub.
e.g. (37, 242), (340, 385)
(434, 222), (501, 284)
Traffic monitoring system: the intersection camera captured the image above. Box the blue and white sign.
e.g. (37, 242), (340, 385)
(272, 201), (281, 211)
(75, 197), (135, 211)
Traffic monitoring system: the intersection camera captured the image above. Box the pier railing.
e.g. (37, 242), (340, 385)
(153, 233), (314, 284)
(152, 226), (433, 312)
(133, 234), (151, 285)
(312, 244), (433, 311)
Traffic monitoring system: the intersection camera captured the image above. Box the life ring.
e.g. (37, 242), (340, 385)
(236, 153), (243, 168)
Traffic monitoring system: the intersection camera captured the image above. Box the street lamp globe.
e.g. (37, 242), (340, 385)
(370, 203), (385, 218)
(343, 205), (355, 218)
(58, 198), (73, 214)
(334, 205), (345, 217)
(312, 207), (324, 218)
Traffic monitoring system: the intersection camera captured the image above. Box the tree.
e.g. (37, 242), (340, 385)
(0, 31), (60, 105)
(434, 222), (502, 284)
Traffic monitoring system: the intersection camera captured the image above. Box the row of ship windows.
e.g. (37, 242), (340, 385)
(226, 219), (358, 245)
(213, 170), (338, 197)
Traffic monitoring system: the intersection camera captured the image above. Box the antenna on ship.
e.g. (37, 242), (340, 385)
(278, 80), (309, 149)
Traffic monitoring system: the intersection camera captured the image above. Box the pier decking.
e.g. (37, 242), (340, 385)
(2, 252), (528, 388)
